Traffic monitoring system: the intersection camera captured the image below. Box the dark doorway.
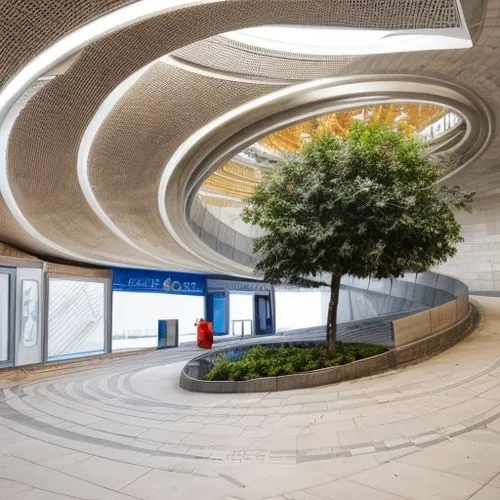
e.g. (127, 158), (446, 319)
(254, 294), (272, 336)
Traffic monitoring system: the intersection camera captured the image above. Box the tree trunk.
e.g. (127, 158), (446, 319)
(327, 273), (342, 355)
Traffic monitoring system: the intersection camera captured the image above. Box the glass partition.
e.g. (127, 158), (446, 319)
(0, 273), (10, 362)
(14, 268), (43, 367)
(47, 278), (106, 360)
(112, 292), (204, 348)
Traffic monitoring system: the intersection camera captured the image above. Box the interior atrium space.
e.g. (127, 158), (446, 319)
(0, 1), (499, 499)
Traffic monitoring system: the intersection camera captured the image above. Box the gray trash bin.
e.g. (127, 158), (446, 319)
(157, 319), (179, 349)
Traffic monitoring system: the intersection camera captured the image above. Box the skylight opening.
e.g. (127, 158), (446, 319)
(221, 25), (471, 56)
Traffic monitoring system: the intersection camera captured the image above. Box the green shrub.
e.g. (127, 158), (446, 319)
(203, 342), (387, 381)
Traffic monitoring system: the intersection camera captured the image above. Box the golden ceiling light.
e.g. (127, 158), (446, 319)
(221, 161), (262, 182)
(260, 103), (448, 154)
(201, 103), (450, 207)
(199, 194), (243, 208)
(201, 165), (261, 199)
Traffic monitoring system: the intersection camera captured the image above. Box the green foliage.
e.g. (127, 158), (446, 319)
(242, 122), (474, 283)
(203, 343), (388, 382)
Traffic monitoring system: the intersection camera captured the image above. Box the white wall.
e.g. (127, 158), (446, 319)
(205, 204), (262, 238)
(275, 289), (327, 332)
(229, 292), (253, 335)
(112, 292), (204, 338)
(275, 287), (356, 332)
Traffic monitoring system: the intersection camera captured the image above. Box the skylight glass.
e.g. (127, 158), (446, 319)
(221, 26), (471, 56)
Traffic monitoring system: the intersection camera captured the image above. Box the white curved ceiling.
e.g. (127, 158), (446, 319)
(221, 23), (471, 56)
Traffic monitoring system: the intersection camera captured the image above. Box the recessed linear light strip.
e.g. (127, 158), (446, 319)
(221, 0), (471, 57)
(222, 25), (471, 56)
(161, 55), (291, 85)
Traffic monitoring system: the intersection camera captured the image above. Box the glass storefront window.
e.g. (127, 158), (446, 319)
(0, 273), (10, 361)
(112, 292), (204, 349)
(47, 278), (106, 360)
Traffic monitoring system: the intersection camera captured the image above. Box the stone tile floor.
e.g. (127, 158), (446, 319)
(0, 296), (499, 499)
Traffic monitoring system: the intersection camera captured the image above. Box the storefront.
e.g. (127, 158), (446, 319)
(205, 277), (275, 337)
(0, 247), (44, 368)
(0, 251), (112, 367)
(112, 270), (276, 345)
(44, 264), (111, 361)
(0, 246), (276, 368)
(112, 268), (205, 348)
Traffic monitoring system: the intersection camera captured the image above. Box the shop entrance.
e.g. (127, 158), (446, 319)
(254, 293), (272, 336)
(205, 278), (275, 337)
(206, 291), (227, 335)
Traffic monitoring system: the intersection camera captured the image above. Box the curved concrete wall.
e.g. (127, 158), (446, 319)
(190, 192), (469, 311)
(392, 293), (469, 347)
(276, 271), (461, 333)
(191, 191), (496, 295)
(180, 298), (474, 393)
(340, 272), (469, 347)
(189, 197), (258, 268)
(342, 271), (467, 309)
(192, 192), (491, 297)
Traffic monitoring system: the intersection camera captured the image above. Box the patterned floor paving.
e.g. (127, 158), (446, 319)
(0, 296), (500, 499)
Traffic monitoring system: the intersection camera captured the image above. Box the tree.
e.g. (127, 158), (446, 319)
(242, 122), (474, 355)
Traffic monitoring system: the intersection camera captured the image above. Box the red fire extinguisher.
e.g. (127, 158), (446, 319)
(195, 318), (213, 349)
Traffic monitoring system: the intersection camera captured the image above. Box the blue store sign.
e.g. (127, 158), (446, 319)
(113, 268), (205, 296)
(206, 278), (272, 292)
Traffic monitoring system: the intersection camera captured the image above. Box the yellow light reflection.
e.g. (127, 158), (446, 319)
(261, 103), (446, 154)
(200, 103), (449, 203)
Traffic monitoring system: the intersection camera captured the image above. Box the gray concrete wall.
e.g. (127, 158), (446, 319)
(436, 195), (500, 292)
(392, 294), (469, 347)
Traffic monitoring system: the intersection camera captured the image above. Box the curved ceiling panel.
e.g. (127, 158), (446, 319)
(0, 0), (493, 271)
(1, 0), (462, 87)
(8, 0), (390, 269)
(173, 37), (360, 82)
(336, 12), (498, 194)
(0, 0), (135, 87)
(86, 62), (279, 270)
(159, 75), (490, 272)
(180, 78), (491, 206)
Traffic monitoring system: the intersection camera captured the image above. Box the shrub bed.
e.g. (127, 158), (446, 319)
(203, 343), (388, 382)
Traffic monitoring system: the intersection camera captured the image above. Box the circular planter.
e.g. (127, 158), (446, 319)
(179, 305), (474, 393)
(180, 340), (395, 393)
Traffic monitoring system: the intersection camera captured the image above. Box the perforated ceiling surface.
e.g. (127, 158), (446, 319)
(87, 62), (279, 267)
(0, 0), (496, 271)
(173, 37), (360, 82)
(0, 0), (462, 86)
(0, 0), (137, 87)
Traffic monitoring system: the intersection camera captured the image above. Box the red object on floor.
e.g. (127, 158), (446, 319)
(197, 320), (213, 349)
